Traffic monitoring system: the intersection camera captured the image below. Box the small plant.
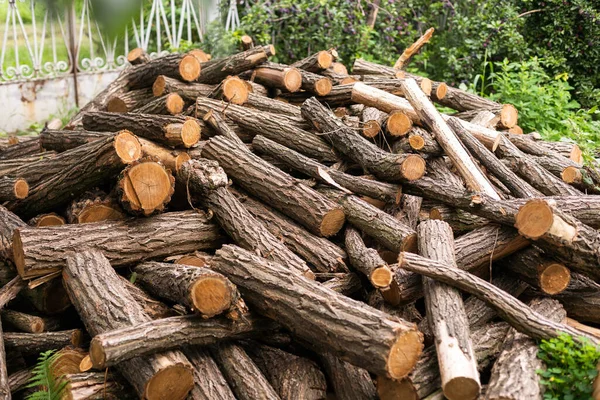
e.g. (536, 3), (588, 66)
(25, 350), (68, 400)
(537, 334), (600, 400)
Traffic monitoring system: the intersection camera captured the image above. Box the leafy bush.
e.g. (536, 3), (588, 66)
(537, 334), (600, 400)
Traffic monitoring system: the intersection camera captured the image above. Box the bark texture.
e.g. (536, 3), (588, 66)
(320, 352), (377, 400)
(184, 346), (237, 400)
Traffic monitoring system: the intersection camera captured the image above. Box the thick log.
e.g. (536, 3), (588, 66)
(301, 97), (426, 182)
(66, 189), (125, 224)
(0, 277), (25, 310)
(0, 138), (43, 160)
(550, 273), (600, 324)
(89, 314), (273, 368)
(152, 75), (214, 101)
(447, 117), (542, 198)
(209, 76), (250, 105)
(201, 136), (345, 237)
(514, 199), (600, 280)
(0, 178), (28, 202)
(345, 226), (394, 289)
(508, 133), (583, 165)
(3, 329), (82, 355)
(107, 88), (153, 112)
(39, 129), (110, 152)
(0, 152), (57, 177)
(361, 107), (386, 138)
(13, 210), (225, 279)
(429, 204), (489, 233)
(202, 109), (246, 149)
(82, 112), (202, 148)
(291, 50), (333, 72)
(133, 93), (185, 115)
(116, 159), (175, 216)
(392, 126), (442, 155)
(5, 132), (142, 219)
(398, 251), (598, 344)
(394, 28), (435, 69)
(0, 318), (8, 400)
(134, 262), (244, 318)
(63, 250), (194, 400)
(385, 111), (414, 137)
(179, 159), (314, 278)
(139, 138), (191, 173)
(126, 53), (202, 88)
(61, 371), (134, 400)
(211, 245), (424, 380)
(241, 35), (254, 50)
(189, 49), (211, 62)
(28, 213), (65, 227)
(184, 346), (237, 400)
(486, 298), (566, 400)
(320, 352), (377, 400)
(1, 309), (58, 333)
(119, 276), (177, 320)
(231, 187), (348, 273)
(210, 343), (280, 400)
(538, 141), (583, 164)
(243, 92), (302, 118)
(196, 46), (271, 84)
(245, 343), (327, 400)
(250, 63), (302, 92)
(418, 220), (480, 400)
(0, 207), (24, 264)
(299, 70), (333, 96)
(127, 47), (148, 65)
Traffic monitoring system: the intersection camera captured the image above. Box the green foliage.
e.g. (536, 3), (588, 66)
(200, 20), (244, 59)
(537, 334), (600, 400)
(486, 58), (600, 161)
(25, 350), (68, 400)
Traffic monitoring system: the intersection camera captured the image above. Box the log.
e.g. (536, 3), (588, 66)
(211, 244), (424, 379)
(344, 226), (394, 289)
(319, 352), (377, 400)
(209, 76), (250, 105)
(301, 97), (426, 182)
(134, 262), (244, 318)
(291, 50), (333, 72)
(0, 318), (8, 400)
(152, 75), (214, 101)
(27, 213), (65, 227)
(241, 35), (254, 50)
(321, 273), (363, 296)
(88, 314), (274, 368)
(514, 199), (600, 280)
(299, 70), (333, 96)
(392, 126), (442, 155)
(3, 329), (82, 355)
(49, 347), (87, 378)
(13, 210), (225, 279)
(249, 62), (302, 92)
(210, 343), (280, 400)
(0, 138), (42, 160)
(133, 93), (185, 115)
(7, 368), (31, 394)
(119, 276), (177, 320)
(0, 178), (28, 202)
(139, 138), (191, 173)
(39, 129), (111, 152)
(127, 47), (148, 65)
(486, 298), (566, 400)
(397, 251), (598, 344)
(183, 346), (237, 400)
(197, 46), (271, 84)
(179, 159), (314, 278)
(551, 273), (600, 325)
(189, 49), (211, 62)
(66, 189), (125, 224)
(361, 107), (387, 138)
(63, 249), (195, 400)
(126, 53), (202, 88)
(116, 158), (175, 216)
(0, 152), (57, 177)
(62, 371), (134, 400)
(394, 28), (435, 69)
(0, 277), (25, 310)
(1, 309), (58, 333)
(243, 92), (302, 118)
(418, 220), (480, 400)
(5, 132), (142, 219)
(231, 187), (348, 273)
(429, 205), (489, 233)
(202, 109), (246, 149)
(245, 343), (327, 400)
(386, 111), (414, 137)
(82, 112), (202, 148)
(538, 141), (583, 164)
(107, 88), (153, 112)
(201, 136), (345, 237)
(447, 117), (542, 198)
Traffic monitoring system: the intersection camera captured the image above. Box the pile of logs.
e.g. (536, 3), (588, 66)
(0, 34), (599, 400)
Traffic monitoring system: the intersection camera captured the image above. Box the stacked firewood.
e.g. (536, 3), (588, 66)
(0, 34), (599, 400)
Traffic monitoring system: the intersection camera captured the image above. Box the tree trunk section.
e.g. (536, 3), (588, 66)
(392, 126), (442, 155)
(344, 226), (394, 289)
(107, 88), (153, 112)
(3, 329), (82, 355)
(197, 46), (271, 84)
(39, 129), (111, 152)
(183, 346), (237, 400)
(66, 189), (125, 224)
(152, 75), (214, 101)
(320, 352), (377, 400)
(291, 50), (333, 72)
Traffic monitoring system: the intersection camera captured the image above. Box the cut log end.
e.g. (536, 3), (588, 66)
(444, 376), (481, 400)
(561, 166), (582, 184)
(402, 233), (418, 253)
(400, 155), (426, 181)
(420, 78), (432, 96)
(106, 97), (128, 113)
(89, 340), (106, 369)
(314, 78), (333, 96)
(371, 266), (393, 288)
(540, 262), (571, 295)
(189, 49), (210, 62)
(332, 62), (348, 75)
(387, 112), (413, 137)
(165, 93), (185, 115)
(181, 120), (202, 147)
(79, 355), (93, 372)
(435, 83), (448, 100)
(508, 125), (523, 135)
(387, 330), (424, 379)
(514, 200), (554, 239)
(570, 145), (584, 165)
(120, 161), (175, 216)
(33, 213), (65, 227)
(241, 35), (253, 48)
(144, 363), (194, 400)
(175, 153), (192, 172)
(376, 376), (417, 400)
(175, 255), (206, 267)
(395, 71), (406, 79)
(114, 130), (143, 163)
(266, 44), (276, 56)
(190, 276), (233, 317)
(408, 135), (425, 151)
(127, 47), (146, 64)
(319, 208), (346, 237)
(341, 77), (358, 85)
(14, 179), (29, 199)
(284, 68), (302, 92)
(222, 76), (250, 105)
(363, 120), (381, 138)
(317, 51), (334, 70)
(71, 329), (83, 347)
(178, 54), (201, 82)
(153, 75), (167, 97)
(500, 104), (518, 129)
(77, 204), (125, 224)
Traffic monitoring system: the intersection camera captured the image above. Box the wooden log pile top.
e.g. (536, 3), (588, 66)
(0, 37), (599, 400)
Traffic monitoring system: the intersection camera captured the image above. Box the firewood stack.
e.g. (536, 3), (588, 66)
(0, 39), (599, 400)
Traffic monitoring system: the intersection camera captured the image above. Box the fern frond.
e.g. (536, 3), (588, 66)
(25, 349), (68, 400)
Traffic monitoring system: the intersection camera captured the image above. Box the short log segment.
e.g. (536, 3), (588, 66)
(196, 46), (271, 84)
(61, 372), (134, 400)
(393, 127), (442, 155)
(0, 178), (28, 201)
(183, 346), (237, 400)
(210, 342), (280, 400)
(211, 244), (424, 380)
(127, 47), (149, 65)
(245, 343), (327, 400)
(202, 109), (246, 149)
(1, 310), (56, 333)
(82, 112), (202, 148)
(2, 329), (82, 355)
(514, 199), (600, 280)
(300, 70), (333, 96)
(66, 189), (125, 224)
(252, 135), (402, 204)
(209, 76), (250, 105)
(126, 53), (202, 88)
(361, 107), (387, 138)
(134, 262), (243, 318)
(152, 75), (214, 100)
(291, 50), (333, 72)
(345, 226), (394, 289)
(418, 220), (480, 400)
(133, 93), (185, 115)
(486, 298), (566, 400)
(5, 132), (142, 219)
(139, 138), (191, 173)
(301, 97), (426, 182)
(179, 159), (314, 278)
(38, 129), (111, 152)
(201, 135), (345, 237)
(398, 251), (599, 344)
(107, 88), (153, 113)
(251, 63), (302, 92)
(13, 210), (225, 279)
(89, 314), (273, 368)
(62, 249), (195, 400)
(320, 352), (377, 400)
(231, 187), (348, 273)
(116, 158), (175, 216)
